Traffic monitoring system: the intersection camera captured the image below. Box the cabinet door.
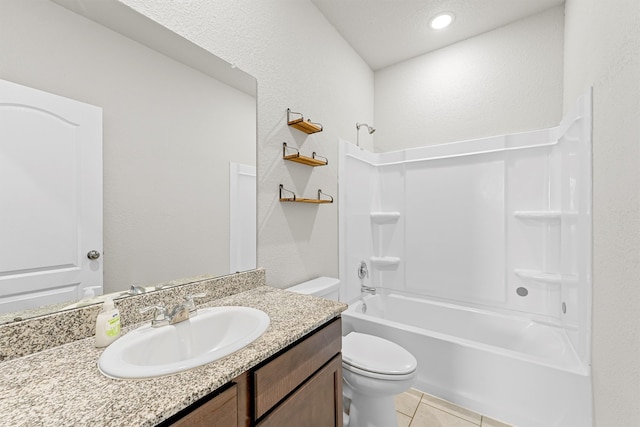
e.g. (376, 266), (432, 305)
(169, 384), (237, 427)
(257, 354), (343, 427)
(254, 318), (342, 419)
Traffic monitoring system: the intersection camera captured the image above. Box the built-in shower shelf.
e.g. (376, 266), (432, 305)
(370, 256), (400, 269)
(515, 269), (560, 284)
(370, 212), (400, 224)
(287, 108), (323, 134)
(514, 211), (561, 220)
(282, 143), (328, 166)
(514, 269), (578, 284)
(513, 210), (578, 220)
(278, 184), (333, 204)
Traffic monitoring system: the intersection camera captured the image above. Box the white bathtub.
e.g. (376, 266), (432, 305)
(342, 292), (592, 427)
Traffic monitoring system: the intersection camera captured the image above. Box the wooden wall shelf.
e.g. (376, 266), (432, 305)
(280, 198), (333, 204)
(287, 108), (323, 134)
(283, 143), (327, 167)
(279, 185), (333, 204)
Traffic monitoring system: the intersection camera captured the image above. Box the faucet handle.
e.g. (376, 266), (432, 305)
(129, 283), (146, 295)
(184, 293), (207, 313)
(139, 305), (167, 326)
(357, 261), (369, 279)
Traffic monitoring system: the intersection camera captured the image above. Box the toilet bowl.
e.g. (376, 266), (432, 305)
(288, 277), (417, 427)
(342, 331), (417, 427)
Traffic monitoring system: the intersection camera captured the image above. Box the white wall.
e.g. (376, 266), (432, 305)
(118, 0), (375, 287)
(374, 6), (564, 152)
(563, 1), (640, 425)
(0, 0), (256, 294)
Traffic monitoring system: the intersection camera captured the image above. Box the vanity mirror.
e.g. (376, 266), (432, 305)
(0, 0), (257, 323)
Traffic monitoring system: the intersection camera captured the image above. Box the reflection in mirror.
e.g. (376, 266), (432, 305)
(0, 0), (257, 323)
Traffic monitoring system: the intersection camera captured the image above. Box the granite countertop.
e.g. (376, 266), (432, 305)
(0, 286), (347, 427)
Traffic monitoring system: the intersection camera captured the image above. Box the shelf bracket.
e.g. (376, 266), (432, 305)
(279, 184), (296, 201)
(312, 152), (328, 164)
(317, 189), (334, 203)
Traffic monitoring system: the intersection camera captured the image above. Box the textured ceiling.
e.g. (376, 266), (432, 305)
(311, 0), (564, 70)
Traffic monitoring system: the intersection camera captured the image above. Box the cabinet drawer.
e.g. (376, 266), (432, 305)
(257, 354), (343, 427)
(253, 317), (341, 419)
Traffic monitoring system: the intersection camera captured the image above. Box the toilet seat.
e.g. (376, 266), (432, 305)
(342, 332), (417, 380)
(343, 362), (417, 381)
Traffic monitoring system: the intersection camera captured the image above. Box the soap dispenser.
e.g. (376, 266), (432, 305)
(95, 297), (121, 348)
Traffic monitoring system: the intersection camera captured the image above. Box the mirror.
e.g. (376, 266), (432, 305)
(0, 0), (256, 323)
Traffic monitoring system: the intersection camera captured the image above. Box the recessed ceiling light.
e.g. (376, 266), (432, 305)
(430, 12), (455, 30)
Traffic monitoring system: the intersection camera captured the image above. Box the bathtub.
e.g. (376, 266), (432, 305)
(342, 292), (592, 427)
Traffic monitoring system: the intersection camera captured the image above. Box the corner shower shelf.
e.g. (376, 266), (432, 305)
(370, 211), (400, 224)
(370, 256), (400, 269)
(287, 108), (323, 134)
(279, 184), (333, 204)
(282, 143), (328, 166)
(514, 269), (578, 285)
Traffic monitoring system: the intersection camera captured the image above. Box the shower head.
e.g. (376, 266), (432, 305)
(356, 122), (376, 147)
(356, 122), (376, 134)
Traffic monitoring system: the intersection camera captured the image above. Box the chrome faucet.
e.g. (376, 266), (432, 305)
(358, 261), (376, 295)
(182, 292), (207, 316)
(139, 305), (170, 327)
(168, 303), (190, 324)
(128, 283), (146, 295)
(361, 284), (376, 295)
(140, 293), (207, 327)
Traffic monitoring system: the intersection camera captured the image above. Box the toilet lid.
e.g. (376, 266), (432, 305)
(342, 332), (417, 375)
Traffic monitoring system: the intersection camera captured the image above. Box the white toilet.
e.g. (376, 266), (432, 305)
(289, 277), (417, 427)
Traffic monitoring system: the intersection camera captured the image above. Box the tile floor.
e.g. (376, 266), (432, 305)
(395, 388), (513, 427)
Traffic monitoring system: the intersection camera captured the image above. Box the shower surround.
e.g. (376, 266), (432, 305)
(338, 92), (592, 427)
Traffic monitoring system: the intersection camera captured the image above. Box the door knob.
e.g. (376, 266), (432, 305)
(87, 250), (101, 260)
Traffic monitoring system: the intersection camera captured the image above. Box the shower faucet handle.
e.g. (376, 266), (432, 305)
(357, 261), (369, 279)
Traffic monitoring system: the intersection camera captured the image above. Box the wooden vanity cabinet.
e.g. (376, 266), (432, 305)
(256, 354), (342, 427)
(253, 317), (342, 426)
(160, 317), (342, 427)
(164, 383), (238, 427)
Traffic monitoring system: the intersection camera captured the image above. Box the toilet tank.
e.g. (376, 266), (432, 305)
(288, 277), (340, 301)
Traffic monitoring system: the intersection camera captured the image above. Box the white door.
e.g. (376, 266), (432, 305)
(229, 162), (256, 273)
(0, 79), (102, 314)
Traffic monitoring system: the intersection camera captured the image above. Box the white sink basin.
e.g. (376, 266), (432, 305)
(98, 306), (270, 379)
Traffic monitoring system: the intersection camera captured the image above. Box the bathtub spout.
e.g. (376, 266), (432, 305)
(361, 285), (376, 295)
